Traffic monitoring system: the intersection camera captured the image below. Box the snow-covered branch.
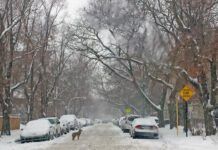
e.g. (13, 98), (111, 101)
(100, 55), (144, 65)
(174, 66), (200, 87)
(175, 66), (204, 104)
(147, 73), (173, 89)
(133, 78), (161, 111)
(13, 50), (39, 62)
(99, 59), (133, 82)
(0, 16), (21, 40)
(10, 51), (38, 93)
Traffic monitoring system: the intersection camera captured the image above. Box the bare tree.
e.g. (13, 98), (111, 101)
(142, 0), (218, 135)
(0, 0), (34, 135)
(57, 53), (94, 116)
(67, 0), (173, 127)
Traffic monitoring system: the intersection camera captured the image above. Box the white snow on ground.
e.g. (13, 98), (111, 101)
(115, 124), (218, 150)
(0, 124), (218, 150)
(0, 126), (92, 150)
(159, 125), (217, 150)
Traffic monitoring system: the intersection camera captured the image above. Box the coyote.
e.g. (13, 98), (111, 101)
(72, 129), (82, 140)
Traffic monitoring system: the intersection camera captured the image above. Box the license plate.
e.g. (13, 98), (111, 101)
(141, 126), (150, 129)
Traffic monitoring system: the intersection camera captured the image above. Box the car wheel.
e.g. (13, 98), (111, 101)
(47, 133), (51, 140)
(132, 131), (136, 139)
(130, 130), (132, 137)
(20, 139), (25, 144)
(154, 134), (159, 139)
(54, 130), (58, 137)
(58, 131), (61, 137)
(130, 133), (133, 137)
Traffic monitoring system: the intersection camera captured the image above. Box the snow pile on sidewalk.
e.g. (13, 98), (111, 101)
(0, 123), (218, 150)
(0, 129), (69, 150)
(159, 125), (218, 150)
(0, 125), (93, 150)
(118, 124), (218, 150)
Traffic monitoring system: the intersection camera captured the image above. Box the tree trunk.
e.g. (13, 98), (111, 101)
(210, 52), (217, 107)
(1, 84), (12, 135)
(168, 101), (176, 129)
(27, 94), (34, 122)
(203, 53), (217, 136)
(168, 87), (178, 129)
(158, 109), (165, 127)
(40, 96), (47, 118)
(204, 108), (216, 135)
(27, 63), (35, 121)
(158, 86), (168, 127)
(1, 106), (11, 135)
(200, 71), (216, 135)
(1, 9), (14, 135)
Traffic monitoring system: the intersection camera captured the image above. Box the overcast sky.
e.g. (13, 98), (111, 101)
(65, 0), (89, 21)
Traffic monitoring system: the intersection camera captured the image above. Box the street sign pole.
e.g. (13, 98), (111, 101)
(176, 96), (179, 136)
(179, 85), (195, 138)
(185, 101), (188, 137)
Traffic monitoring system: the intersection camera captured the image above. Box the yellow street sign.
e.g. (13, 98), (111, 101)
(179, 85), (195, 101)
(125, 107), (132, 114)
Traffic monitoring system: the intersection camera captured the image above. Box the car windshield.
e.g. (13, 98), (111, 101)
(47, 119), (55, 124)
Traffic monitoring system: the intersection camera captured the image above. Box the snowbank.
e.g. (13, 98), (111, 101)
(0, 124), (94, 150)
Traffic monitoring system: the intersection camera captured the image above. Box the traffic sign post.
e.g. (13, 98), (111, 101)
(176, 96), (179, 136)
(179, 85), (195, 137)
(185, 101), (188, 137)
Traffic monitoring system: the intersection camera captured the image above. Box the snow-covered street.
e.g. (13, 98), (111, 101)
(0, 123), (218, 150)
(44, 123), (160, 150)
(45, 123), (218, 150)
(1, 123), (217, 150)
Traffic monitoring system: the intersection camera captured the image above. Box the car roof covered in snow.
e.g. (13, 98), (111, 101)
(60, 114), (77, 121)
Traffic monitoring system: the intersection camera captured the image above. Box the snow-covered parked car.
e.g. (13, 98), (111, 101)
(94, 119), (102, 124)
(43, 117), (62, 137)
(121, 115), (140, 132)
(118, 116), (125, 127)
(86, 118), (93, 126)
(147, 116), (159, 126)
(78, 118), (88, 127)
(60, 119), (70, 134)
(130, 118), (159, 139)
(20, 119), (55, 143)
(60, 114), (78, 130)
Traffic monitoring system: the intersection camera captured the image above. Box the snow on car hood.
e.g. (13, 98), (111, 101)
(21, 120), (50, 137)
